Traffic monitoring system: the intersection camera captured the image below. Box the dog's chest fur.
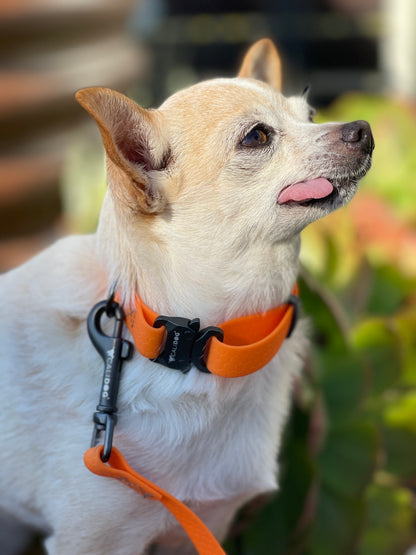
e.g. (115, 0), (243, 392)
(116, 336), (303, 502)
(0, 234), (304, 514)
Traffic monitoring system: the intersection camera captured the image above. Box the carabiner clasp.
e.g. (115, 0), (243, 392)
(87, 298), (133, 462)
(91, 412), (116, 463)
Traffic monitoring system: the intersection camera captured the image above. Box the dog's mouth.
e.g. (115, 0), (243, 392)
(277, 178), (334, 205)
(277, 175), (363, 208)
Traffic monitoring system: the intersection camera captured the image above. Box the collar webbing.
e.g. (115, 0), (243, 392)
(118, 285), (299, 378)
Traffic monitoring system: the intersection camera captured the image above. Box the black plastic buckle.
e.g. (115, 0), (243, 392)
(152, 316), (224, 374)
(286, 294), (301, 338)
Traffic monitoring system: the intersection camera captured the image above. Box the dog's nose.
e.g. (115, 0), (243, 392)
(341, 120), (374, 153)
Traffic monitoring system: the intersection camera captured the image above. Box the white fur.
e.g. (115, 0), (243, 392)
(0, 40), (372, 554)
(0, 234), (306, 554)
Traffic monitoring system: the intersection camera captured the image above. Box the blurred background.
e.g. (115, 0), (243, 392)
(1, 0), (415, 553)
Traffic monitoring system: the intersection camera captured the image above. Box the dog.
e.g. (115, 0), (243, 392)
(0, 39), (373, 554)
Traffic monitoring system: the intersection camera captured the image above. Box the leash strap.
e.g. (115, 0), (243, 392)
(84, 445), (226, 555)
(120, 285), (299, 378)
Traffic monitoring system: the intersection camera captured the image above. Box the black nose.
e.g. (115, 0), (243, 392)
(341, 120), (374, 153)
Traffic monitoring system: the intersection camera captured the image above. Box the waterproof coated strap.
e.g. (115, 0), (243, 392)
(84, 446), (226, 555)
(118, 285), (299, 378)
(204, 296), (297, 377)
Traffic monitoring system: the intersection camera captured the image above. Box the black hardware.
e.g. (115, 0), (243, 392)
(286, 294), (301, 338)
(87, 299), (133, 462)
(152, 316), (224, 374)
(191, 326), (225, 373)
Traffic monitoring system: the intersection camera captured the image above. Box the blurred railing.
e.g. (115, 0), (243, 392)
(0, 0), (144, 271)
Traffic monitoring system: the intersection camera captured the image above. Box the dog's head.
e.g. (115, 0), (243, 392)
(76, 39), (373, 313)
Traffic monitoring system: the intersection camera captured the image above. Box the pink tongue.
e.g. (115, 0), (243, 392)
(278, 178), (334, 204)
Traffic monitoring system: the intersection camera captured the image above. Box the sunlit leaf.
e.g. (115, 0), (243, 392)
(383, 392), (416, 434)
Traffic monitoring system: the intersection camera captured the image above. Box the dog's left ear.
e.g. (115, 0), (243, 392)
(75, 87), (169, 214)
(238, 38), (282, 91)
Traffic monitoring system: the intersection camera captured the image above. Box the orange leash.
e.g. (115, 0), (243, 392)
(84, 445), (226, 555)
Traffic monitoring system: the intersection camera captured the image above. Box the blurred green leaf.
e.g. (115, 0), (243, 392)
(319, 422), (379, 498)
(366, 266), (408, 316)
(299, 275), (349, 354)
(382, 426), (416, 481)
(319, 351), (366, 423)
(308, 486), (365, 555)
(359, 483), (414, 555)
(395, 309), (416, 386)
(352, 318), (401, 394)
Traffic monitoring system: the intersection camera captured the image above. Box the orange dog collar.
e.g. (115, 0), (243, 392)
(120, 285), (299, 378)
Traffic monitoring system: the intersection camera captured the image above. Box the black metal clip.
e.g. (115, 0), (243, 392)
(152, 316), (224, 374)
(87, 299), (133, 462)
(286, 294), (301, 338)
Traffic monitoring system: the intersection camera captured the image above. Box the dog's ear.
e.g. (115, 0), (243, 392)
(75, 87), (169, 214)
(238, 38), (282, 91)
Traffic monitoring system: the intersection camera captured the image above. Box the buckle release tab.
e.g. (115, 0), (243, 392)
(152, 316), (224, 373)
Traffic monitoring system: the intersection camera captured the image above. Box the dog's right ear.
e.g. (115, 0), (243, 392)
(75, 87), (169, 214)
(238, 38), (282, 91)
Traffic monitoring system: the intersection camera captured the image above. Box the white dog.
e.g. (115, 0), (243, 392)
(0, 39), (373, 554)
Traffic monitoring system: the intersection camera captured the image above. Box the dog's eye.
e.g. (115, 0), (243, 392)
(241, 127), (269, 148)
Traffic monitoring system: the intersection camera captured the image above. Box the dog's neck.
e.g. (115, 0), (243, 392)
(96, 194), (300, 325)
